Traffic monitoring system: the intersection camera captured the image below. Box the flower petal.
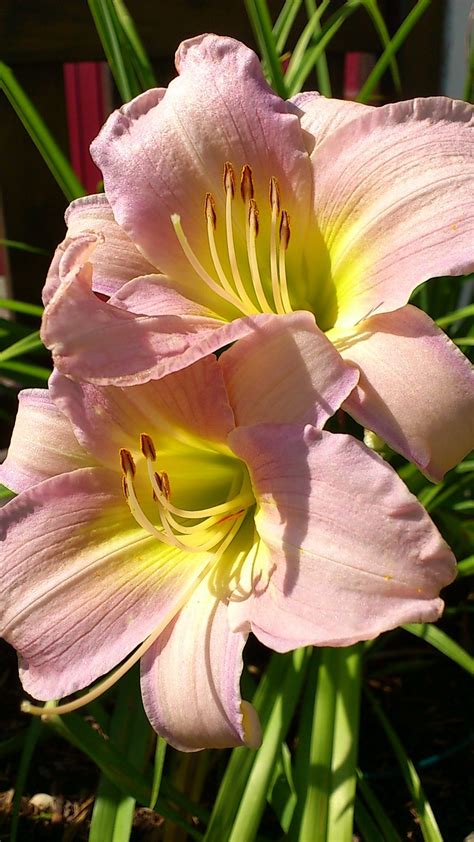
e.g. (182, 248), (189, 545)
(228, 425), (456, 649)
(0, 467), (211, 700)
(219, 311), (358, 427)
(291, 92), (372, 153)
(312, 97), (474, 327)
(0, 389), (91, 493)
(91, 34), (312, 303)
(49, 355), (235, 469)
(335, 305), (474, 480)
(141, 575), (260, 751)
(41, 260), (289, 385)
(43, 195), (155, 305)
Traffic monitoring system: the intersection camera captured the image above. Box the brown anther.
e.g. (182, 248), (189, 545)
(248, 198), (259, 236)
(154, 471), (164, 494)
(269, 176), (280, 214)
(279, 210), (291, 250)
(240, 164), (254, 203)
(140, 433), (156, 461)
(161, 472), (171, 500)
(223, 161), (235, 197)
(205, 192), (217, 229)
(119, 448), (136, 477)
(152, 489), (158, 502)
(121, 475), (129, 498)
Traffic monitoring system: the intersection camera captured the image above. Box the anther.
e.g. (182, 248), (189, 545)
(161, 472), (171, 500)
(240, 164), (254, 203)
(279, 210), (291, 250)
(122, 476), (129, 498)
(205, 192), (217, 229)
(140, 433), (156, 461)
(248, 199), (259, 237)
(269, 176), (280, 214)
(120, 448), (136, 477)
(223, 161), (235, 198)
(154, 471), (164, 494)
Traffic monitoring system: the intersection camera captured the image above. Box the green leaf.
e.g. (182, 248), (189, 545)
(0, 238), (49, 256)
(361, 0), (401, 92)
(150, 736), (167, 809)
(0, 360), (51, 383)
(365, 689), (443, 842)
(112, 0), (157, 90)
(227, 648), (311, 842)
(303, 0), (332, 96)
(273, 0), (304, 53)
(404, 624), (474, 675)
(286, 0), (362, 95)
(356, 770), (402, 842)
(285, 0), (331, 88)
(244, 0), (288, 97)
(0, 483), (15, 502)
(0, 330), (43, 363)
(88, 0), (141, 102)
(0, 298), (43, 317)
(457, 554), (474, 577)
(0, 62), (85, 201)
(436, 303), (474, 327)
(356, 0), (432, 103)
(10, 717), (43, 842)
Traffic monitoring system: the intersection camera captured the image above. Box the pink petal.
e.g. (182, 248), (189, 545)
(49, 355), (234, 469)
(41, 262), (289, 385)
(141, 575), (260, 751)
(228, 425), (456, 649)
(313, 97), (474, 327)
(0, 389), (91, 493)
(0, 468), (211, 700)
(337, 305), (474, 480)
(219, 311), (358, 427)
(109, 275), (222, 318)
(291, 92), (372, 153)
(91, 34), (312, 299)
(43, 195), (155, 305)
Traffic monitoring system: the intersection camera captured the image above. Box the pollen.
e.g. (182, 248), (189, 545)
(170, 161), (294, 318)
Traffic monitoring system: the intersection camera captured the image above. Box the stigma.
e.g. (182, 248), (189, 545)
(119, 434), (253, 554)
(171, 162), (293, 317)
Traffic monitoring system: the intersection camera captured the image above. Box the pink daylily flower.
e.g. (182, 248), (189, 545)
(41, 34), (474, 481)
(0, 322), (456, 751)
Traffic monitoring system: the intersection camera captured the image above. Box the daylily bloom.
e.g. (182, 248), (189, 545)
(41, 34), (474, 482)
(0, 322), (456, 750)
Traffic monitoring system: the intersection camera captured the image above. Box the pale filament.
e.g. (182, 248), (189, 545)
(171, 162), (294, 318)
(21, 512), (246, 719)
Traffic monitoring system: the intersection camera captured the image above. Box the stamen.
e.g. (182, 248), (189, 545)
(279, 210), (293, 313)
(140, 433), (156, 461)
(246, 199), (273, 313)
(205, 193), (240, 300)
(171, 214), (253, 316)
(120, 448), (136, 477)
(223, 163), (258, 313)
(21, 517), (246, 719)
(240, 164), (254, 203)
(269, 177), (285, 314)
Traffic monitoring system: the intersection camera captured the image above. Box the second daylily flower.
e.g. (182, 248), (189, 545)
(0, 320), (456, 750)
(41, 34), (474, 481)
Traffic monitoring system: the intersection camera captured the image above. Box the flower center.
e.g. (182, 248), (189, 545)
(171, 162), (294, 318)
(119, 433), (254, 554)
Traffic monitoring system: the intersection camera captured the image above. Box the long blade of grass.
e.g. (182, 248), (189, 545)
(362, 0), (401, 91)
(227, 647), (311, 842)
(10, 717), (43, 842)
(436, 303), (474, 327)
(273, 0), (304, 53)
(0, 330), (43, 363)
(286, 0), (331, 86)
(403, 624), (474, 675)
(356, 0), (432, 103)
(89, 668), (151, 842)
(457, 554), (474, 577)
(150, 737), (167, 809)
(365, 689), (443, 842)
(0, 239), (49, 256)
(0, 298), (43, 317)
(0, 63), (85, 201)
(356, 769), (402, 842)
(0, 360), (50, 382)
(304, 0), (332, 96)
(112, 0), (156, 90)
(286, 0), (361, 94)
(88, 0), (140, 102)
(244, 0), (288, 97)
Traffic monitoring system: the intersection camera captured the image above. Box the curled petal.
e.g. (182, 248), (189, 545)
(228, 425), (456, 649)
(219, 311), (358, 427)
(336, 305), (474, 480)
(141, 575), (260, 751)
(0, 468), (211, 700)
(0, 389), (91, 493)
(313, 97), (474, 326)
